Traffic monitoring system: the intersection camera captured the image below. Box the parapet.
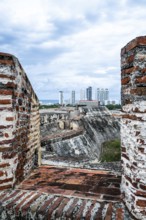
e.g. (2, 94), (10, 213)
(121, 36), (146, 219)
(0, 52), (41, 190)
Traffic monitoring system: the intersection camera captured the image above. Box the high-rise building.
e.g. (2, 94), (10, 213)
(71, 90), (75, 105)
(96, 88), (109, 105)
(100, 88), (105, 104)
(105, 88), (109, 101)
(86, 86), (92, 101)
(80, 89), (85, 100)
(59, 91), (63, 105)
(96, 88), (100, 101)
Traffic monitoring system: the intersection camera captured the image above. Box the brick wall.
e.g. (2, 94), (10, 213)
(0, 52), (41, 190)
(121, 36), (146, 219)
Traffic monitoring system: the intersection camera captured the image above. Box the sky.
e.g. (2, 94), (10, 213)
(1, 0), (146, 102)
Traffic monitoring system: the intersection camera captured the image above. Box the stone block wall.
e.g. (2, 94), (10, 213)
(0, 52), (41, 190)
(121, 36), (146, 219)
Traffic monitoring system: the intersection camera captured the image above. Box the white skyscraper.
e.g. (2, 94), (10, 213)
(59, 91), (63, 105)
(71, 90), (75, 105)
(80, 89), (85, 100)
(100, 88), (105, 104)
(96, 88), (109, 105)
(96, 88), (100, 101)
(105, 88), (109, 101)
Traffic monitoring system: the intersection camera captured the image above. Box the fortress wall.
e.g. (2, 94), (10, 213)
(121, 36), (146, 219)
(0, 52), (40, 190)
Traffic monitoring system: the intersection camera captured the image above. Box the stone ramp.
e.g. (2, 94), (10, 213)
(0, 189), (132, 219)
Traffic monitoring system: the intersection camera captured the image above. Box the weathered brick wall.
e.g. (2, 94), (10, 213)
(121, 36), (146, 219)
(0, 52), (41, 190)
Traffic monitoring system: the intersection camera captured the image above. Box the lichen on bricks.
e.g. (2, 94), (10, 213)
(0, 52), (41, 190)
(121, 36), (146, 220)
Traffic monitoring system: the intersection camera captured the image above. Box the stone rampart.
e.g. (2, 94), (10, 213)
(0, 52), (40, 190)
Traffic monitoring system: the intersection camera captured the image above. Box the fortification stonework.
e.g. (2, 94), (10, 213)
(121, 36), (146, 219)
(0, 52), (40, 190)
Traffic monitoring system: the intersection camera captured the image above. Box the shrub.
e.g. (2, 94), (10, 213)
(101, 139), (121, 162)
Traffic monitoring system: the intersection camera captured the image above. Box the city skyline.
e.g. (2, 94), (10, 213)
(55, 87), (120, 104)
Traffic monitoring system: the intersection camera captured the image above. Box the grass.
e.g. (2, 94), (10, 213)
(100, 139), (121, 162)
(39, 104), (59, 109)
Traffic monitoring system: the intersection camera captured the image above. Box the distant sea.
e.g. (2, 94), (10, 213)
(39, 100), (59, 105)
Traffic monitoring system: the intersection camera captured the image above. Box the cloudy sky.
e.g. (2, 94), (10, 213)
(0, 0), (146, 102)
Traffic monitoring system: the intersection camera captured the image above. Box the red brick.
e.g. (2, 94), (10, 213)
(0, 59), (13, 65)
(139, 184), (146, 191)
(55, 197), (70, 218)
(135, 190), (146, 198)
(6, 82), (17, 89)
(130, 88), (146, 96)
(141, 68), (146, 74)
(0, 163), (10, 168)
(0, 89), (13, 95)
(0, 125), (13, 129)
(125, 37), (146, 52)
(0, 73), (15, 80)
(116, 208), (124, 220)
(125, 39), (137, 52)
(74, 200), (87, 220)
(65, 198), (79, 218)
(15, 192), (35, 215)
(105, 203), (113, 220)
(5, 191), (26, 209)
(5, 133), (9, 138)
(121, 77), (130, 85)
(2, 190), (19, 202)
(21, 193), (40, 216)
(127, 55), (135, 63)
(121, 67), (137, 75)
(6, 117), (14, 121)
(136, 76), (146, 84)
(0, 99), (11, 105)
(0, 184), (12, 190)
(0, 178), (13, 184)
(47, 196), (64, 219)
(136, 199), (146, 207)
(85, 201), (97, 220)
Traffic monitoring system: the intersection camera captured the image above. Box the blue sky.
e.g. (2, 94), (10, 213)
(1, 0), (146, 101)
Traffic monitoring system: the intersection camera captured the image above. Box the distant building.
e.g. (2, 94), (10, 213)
(111, 100), (116, 105)
(100, 88), (105, 104)
(71, 90), (75, 105)
(96, 88), (100, 101)
(78, 100), (99, 107)
(86, 86), (92, 101)
(96, 88), (109, 105)
(105, 88), (109, 101)
(59, 91), (63, 105)
(80, 89), (85, 101)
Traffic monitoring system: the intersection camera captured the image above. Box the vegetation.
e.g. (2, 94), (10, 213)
(39, 104), (59, 109)
(106, 104), (121, 110)
(101, 139), (121, 162)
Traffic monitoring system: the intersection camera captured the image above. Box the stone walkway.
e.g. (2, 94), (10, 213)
(0, 166), (135, 219)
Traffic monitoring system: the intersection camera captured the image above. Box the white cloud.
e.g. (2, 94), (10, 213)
(0, 0), (146, 100)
